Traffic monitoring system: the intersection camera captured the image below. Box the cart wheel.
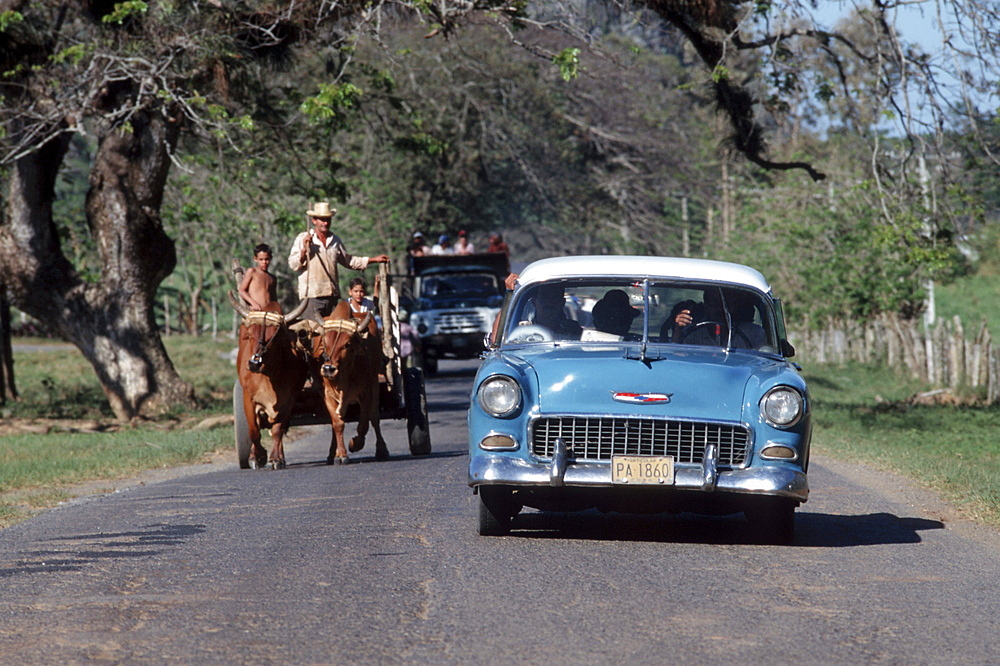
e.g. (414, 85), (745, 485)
(404, 366), (432, 455)
(233, 380), (252, 469)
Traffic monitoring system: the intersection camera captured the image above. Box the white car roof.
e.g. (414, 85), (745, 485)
(516, 256), (772, 294)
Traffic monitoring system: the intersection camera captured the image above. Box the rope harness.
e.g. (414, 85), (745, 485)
(319, 318), (362, 378)
(243, 311), (286, 373)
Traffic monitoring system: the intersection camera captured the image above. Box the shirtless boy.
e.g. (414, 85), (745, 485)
(239, 243), (281, 312)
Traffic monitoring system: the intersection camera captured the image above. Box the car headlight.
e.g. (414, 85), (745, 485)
(760, 386), (804, 427)
(477, 376), (521, 417)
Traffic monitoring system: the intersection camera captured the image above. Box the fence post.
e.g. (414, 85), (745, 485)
(980, 325), (992, 391)
(792, 314), (993, 400)
(989, 347), (1000, 405)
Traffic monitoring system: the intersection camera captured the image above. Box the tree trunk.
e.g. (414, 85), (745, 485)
(188, 284), (203, 336)
(0, 291), (18, 404)
(0, 110), (196, 421)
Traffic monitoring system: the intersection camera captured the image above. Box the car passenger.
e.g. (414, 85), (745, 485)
(528, 284), (582, 340)
(591, 289), (640, 340)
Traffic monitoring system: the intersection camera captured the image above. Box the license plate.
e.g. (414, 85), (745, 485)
(612, 456), (675, 485)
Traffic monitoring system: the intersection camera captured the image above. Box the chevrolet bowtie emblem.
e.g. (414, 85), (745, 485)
(612, 392), (672, 404)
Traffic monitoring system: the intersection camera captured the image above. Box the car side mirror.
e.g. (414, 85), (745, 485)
(780, 339), (795, 358)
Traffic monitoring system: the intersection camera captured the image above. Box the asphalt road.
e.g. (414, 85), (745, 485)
(1, 359), (999, 664)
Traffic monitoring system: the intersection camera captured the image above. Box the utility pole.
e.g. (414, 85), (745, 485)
(681, 195), (690, 257)
(919, 153), (936, 328)
(721, 160), (731, 244)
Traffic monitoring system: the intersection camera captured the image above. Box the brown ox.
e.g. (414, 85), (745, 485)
(232, 297), (309, 469)
(313, 301), (387, 464)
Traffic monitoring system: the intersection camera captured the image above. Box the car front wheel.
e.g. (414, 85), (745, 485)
(477, 486), (517, 536)
(744, 498), (796, 545)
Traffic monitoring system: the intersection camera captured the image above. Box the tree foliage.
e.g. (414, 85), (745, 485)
(1, 0), (997, 417)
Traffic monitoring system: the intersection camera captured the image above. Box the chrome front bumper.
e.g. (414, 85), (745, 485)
(468, 441), (809, 502)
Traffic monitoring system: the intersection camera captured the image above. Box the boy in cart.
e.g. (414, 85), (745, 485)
(238, 243), (282, 313)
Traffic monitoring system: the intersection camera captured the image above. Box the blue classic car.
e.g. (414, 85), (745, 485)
(468, 256), (810, 543)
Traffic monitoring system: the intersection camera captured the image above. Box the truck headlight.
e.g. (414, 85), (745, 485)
(760, 386), (804, 427)
(477, 376), (521, 417)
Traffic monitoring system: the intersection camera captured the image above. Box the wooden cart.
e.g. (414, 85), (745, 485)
(232, 262), (431, 467)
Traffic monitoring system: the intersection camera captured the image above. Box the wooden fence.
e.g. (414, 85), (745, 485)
(789, 314), (1000, 404)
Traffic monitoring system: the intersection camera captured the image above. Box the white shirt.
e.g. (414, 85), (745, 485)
(349, 297), (376, 313)
(288, 230), (369, 299)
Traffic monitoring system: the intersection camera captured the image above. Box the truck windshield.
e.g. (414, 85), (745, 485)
(421, 274), (499, 299)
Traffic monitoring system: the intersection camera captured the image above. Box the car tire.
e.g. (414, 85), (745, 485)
(745, 498), (796, 545)
(477, 486), (515, 536)
(424, 355), (438, 375)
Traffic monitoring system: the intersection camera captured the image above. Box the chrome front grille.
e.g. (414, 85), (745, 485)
(530, 416), (750, 466)
(437, 311), (486, 334)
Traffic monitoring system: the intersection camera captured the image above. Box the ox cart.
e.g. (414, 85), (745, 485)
(231, 262), (431, 468)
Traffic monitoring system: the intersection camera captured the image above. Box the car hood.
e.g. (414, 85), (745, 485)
(506, 345), (785, 420)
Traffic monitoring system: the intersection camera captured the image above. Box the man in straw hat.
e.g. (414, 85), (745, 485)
(288, 201), (389, 322)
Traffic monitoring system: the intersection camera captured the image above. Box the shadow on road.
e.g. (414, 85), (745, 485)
(274, 448), (466, 470)
(0, 524), (206, 577)
(507, 509), (944, 547)
(794, 511), (944, 547)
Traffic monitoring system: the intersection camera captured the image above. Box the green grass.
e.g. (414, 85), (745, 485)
(805, 361), (1000, 525)
(935, 272), (1000, 336)
(0, 334), (239, 527)
(0, 429), (230, 490)
(4, 335), (236, 421)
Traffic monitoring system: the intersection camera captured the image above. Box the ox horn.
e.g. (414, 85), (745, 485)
(228, 289), (251, 318)
(358, 311), (374, 336)
(283, 299), (309, 324)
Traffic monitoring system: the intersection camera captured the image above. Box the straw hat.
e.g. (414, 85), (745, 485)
(307, 202), (337, 218)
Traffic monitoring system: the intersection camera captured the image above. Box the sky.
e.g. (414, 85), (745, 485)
(816, 1), (947, 48)
(816, 0), (958, 54)
(810, 1), (985, 131)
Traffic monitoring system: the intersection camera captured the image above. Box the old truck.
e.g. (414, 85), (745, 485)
(405, 253), (510, 374)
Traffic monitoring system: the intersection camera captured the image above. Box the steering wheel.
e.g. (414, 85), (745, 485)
(507, 324), (554, 343)
(676, 320), (753, 348)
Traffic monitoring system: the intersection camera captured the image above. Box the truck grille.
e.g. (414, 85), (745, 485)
(437, 311), (486, 334)
(530, 416), (750, 466)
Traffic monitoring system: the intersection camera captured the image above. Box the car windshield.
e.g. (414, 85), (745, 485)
(502, 279), (780, 352)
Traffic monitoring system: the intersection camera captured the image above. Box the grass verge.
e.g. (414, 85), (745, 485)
(0, 335), (237, 528)
(804, 361), (1000, 526)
